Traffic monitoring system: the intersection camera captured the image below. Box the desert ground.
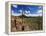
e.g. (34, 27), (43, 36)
(11, 15), (43, 32)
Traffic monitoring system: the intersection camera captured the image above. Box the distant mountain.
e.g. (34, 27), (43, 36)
(11, 14), (42, 19)
(17, 14), (42, 18)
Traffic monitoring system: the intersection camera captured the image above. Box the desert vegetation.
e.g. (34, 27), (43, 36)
(11, 15), (43, 32)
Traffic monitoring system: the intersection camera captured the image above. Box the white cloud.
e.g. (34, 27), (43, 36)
(19, 10), (22, 13)
(11, 10), (42, 17)
(36, 10), (42, 16)
(24, 13), (42, 17)
(25, 10), (28, 13)
(25, 10), (30, 14)
(37, 10), (42, 13)
(28, 11), (30, 13)
(13, 5), (18, 8)
(24, 10), (42, 17)
(11, 10), (22, 16)
(38, 13), (42, 16)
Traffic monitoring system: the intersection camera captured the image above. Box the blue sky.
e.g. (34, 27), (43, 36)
(11, 4), (43, 16)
